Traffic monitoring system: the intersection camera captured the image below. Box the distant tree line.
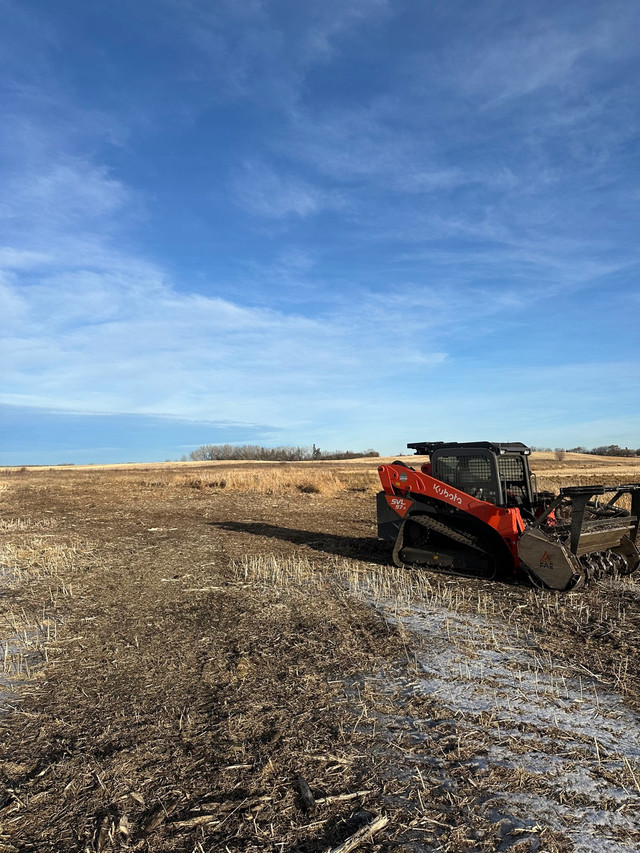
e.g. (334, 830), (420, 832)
(532, 445), (640, 457)
(568, 445), (640, 457)
(188, 443), (380, 462)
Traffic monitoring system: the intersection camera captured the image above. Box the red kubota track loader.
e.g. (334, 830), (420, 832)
(377, 441), (640, 590)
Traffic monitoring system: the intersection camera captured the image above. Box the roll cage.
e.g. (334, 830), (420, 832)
(407, 441), (534, 509)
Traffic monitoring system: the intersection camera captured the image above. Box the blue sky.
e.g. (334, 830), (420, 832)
(1, 0), (639, 465)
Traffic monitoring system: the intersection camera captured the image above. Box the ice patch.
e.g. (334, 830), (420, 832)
(365, 596), (640, 852)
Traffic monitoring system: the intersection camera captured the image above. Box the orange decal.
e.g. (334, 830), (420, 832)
(540, 550), (553, 570)
(386, 495), (412, 517)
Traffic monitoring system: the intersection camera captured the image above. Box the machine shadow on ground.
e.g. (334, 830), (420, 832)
(211, 520), (528, 588)
(211, 520), (391, 564)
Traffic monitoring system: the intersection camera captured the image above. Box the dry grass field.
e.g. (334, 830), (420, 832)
(1, 452), (640, 852)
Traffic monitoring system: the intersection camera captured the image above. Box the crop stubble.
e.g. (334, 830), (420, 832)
(0, 454), (640, 852)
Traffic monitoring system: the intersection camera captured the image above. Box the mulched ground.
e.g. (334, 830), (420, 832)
(0, 465), (639, 852)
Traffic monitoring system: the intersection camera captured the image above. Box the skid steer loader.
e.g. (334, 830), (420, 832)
(377, 441), (640, 590)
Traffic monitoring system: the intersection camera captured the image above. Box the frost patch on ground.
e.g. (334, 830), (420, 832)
(409, 607), (640, 761)
(368, 599), (640, 852)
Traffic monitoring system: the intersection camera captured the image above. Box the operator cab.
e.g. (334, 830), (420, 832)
(407, 441), (535, 509)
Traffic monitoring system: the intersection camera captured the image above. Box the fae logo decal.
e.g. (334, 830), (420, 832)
(539, 550), (554, 572)
(432, 483), (463, 505)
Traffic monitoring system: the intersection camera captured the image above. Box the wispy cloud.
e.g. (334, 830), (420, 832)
(1, 260), (450, 423)
(2, 161), (130, 231)
(452, 27), (588, 105)
(1, 1), (639, 460)
(160, 0), (392, 111)
(232, 160), (343, 219)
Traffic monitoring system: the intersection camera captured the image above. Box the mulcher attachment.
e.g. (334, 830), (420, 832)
(517, 528), (585, 590)
(521, 484), (640, 588)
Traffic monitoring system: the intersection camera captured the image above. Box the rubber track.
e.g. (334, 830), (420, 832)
(396, 513), (497, 579)
(409, 513), (487, 554)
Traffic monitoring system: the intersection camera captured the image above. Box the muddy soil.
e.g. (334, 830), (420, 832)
(1, 465), (639, 852)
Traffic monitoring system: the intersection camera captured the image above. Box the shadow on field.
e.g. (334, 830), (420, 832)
(210, 520), (391, 564)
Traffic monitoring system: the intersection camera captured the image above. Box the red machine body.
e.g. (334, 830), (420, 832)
(376, 441), (640, 589)
(378, 464), (525, 565)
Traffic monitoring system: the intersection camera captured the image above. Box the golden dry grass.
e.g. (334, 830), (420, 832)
(0, 516), (57, 530)
(0, 537), (85, 584)
(0, 535), (91, 684)
(0, 474), (92, 682)
(2, 451), (640, 511)
(179, 467), (348, 495)
(3, 450), (640, 505)
(172, 451), (640, 497)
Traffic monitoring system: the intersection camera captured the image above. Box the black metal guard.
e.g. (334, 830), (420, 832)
(561, 488), (604, 555)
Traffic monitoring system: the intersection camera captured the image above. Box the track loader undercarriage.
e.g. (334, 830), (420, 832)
(377, 442), (640, 591)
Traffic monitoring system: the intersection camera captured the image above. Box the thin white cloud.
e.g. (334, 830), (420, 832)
(0, 108), (136, 263)
(0, 249), (53, 270)
(297, 0), (391, 64)
(1, 260), (451, 427)
(232, 160), (342, 219)
(1, 161), (130, 230)
(275, 99), (526, 206)
(285, 103), (423, 183)
(457, 28), (586, 104)
(434, 2), (637, 107)
(161, 0), (392, 111)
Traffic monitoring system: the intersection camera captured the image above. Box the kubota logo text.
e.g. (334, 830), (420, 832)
(432, 483), (463, 504)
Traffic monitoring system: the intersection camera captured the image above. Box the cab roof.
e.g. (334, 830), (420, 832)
(407, 441), (531, 456)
